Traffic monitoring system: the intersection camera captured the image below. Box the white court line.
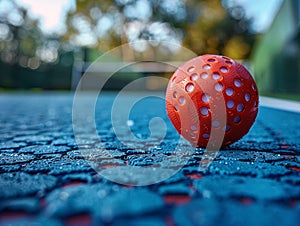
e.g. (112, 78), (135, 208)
(260, 96), (300, 113)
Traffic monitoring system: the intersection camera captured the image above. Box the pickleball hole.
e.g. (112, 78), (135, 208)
(207, 58), (216, 62)
(225, 60), (232, 65)
(190, 132), (195, 137)
(200, 106), (209, 116)
(171, 76), (177, 82)
(234, 116), (241, 123)
(222, 56), (231, 61)
(212, 120), (220, 128)
(179, 96), (186, 105)
(202, 93), (210, 103)
(200, 72), (208, 79)
(226, 88), (234, 96)
(173, 91), (177, 98)
(185, 83), (195, 92)
(203, 64), (211, 70)
(215, 82), (224, 91)
(188, 66), (195, 73)
(174, 105), (179, 111)
(223, 125), (231, 132)
(245, 93), (250, 101)
(226, 100), (235, 109)
(212, 72), (221, 80)
(252, 84), (256, 91)
(254, 101), (258, 107)
(190, 73), (199, 81)
(220, 67), (228, 73)
(234, 79), (242, 87)
(190, 125), (197, 131)
(237, 103), (245, 112)
(203, 133), (210, 139)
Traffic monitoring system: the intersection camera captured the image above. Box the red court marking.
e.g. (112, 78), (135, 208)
(40, 198), (46, 207)
(101, 164), (122, 169)
(198, 159), (211, 164)
(165, 216), (176, 226)
(0, 211), (32, 222)
(164, 194), (191, 205)
(92, 174), (99, 180)
(287, 166), (300, 172)
(63, 213), (92, 226)
(189, 184), (196, 192)
(240, 197), (253, 205)
(63, 181), (86, 188)
(186, 173), (203, 179)
(289, 199), (298, 207)
(283, 154), (295, 159)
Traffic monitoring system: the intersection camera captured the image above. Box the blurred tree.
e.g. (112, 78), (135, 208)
(64, 0), (255, 60)
(0, 0), (42, 67)
(0, 0), (74, 69)
(0, 0), (74, 89)
(184, 0), (255, 59)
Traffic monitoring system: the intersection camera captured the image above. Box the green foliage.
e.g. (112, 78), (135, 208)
(64, 0), (256, 59)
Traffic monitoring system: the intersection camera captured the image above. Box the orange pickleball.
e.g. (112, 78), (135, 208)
(166, 54), (259, 147)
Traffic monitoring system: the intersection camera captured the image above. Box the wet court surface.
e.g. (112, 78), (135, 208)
(1, 92), (300, 225)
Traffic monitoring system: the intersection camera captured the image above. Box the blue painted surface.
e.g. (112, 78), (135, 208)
(0, 93), (300, 225)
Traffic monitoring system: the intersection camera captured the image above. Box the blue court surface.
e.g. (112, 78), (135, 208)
(1, 92), (300, 226)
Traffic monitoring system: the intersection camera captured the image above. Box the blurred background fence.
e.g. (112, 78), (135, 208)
(0, 51), (73, 90)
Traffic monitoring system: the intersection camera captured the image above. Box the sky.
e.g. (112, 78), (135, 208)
(16, 0), (75, 34)
(231, 0), (283, 32)
(15, 0), (283, 34)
